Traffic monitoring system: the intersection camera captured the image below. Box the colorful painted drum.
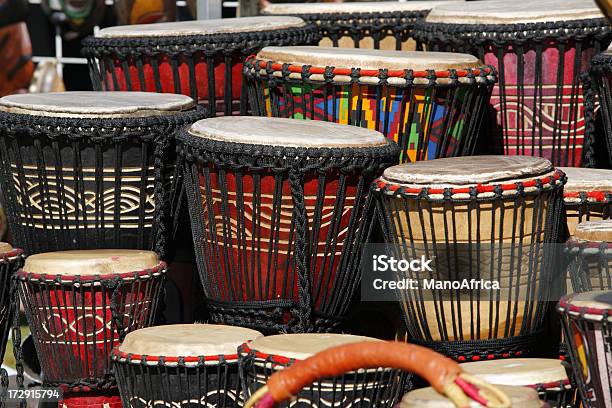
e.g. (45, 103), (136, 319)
(372, 156), (566, 360)
(239, 333), (406, 407)
(559, 167), (612, 237)
(17, 250), (167, 407)
(413, 0), (612, 167)
(82, 17), (318, 117)
(245, 46), (495, 163)
(0, 91), (203, 257)
(178, 116), (398, 333)
(584, 45), (612, 167)
(261, 1), (459, 50)
(460, 358), (575, 408)
(0, 243), (23, 365)
(113, 324), (262, 408)
(566, 220), (612, 293)
(557, 291), (612, 408)
(399, 384), (544, 407)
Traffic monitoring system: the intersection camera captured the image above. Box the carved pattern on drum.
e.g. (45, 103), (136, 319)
(12, 165), (155, 229)
(127, 390), (240, 408)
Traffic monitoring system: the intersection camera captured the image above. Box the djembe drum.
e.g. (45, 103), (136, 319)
(460, 358), (576, 408)
(559, 167), (612, 237)
(261, 1), (459, 50)
(372, 155), (566, 360)
(567, 220), (612, 293)
(558, 290), (612, 408)
(244, 46), (496, 163)
(584, 45), (612, 167)
(178, 116), (398, 333)
(113, 324), (262, 407)
(399, 385), (543, 407)
(82, 17), (318, 117)
(17, 249), (167, 407)
(0, 91), (203, 257)
(413, 0), (612, 167)
(239, 334), (406, 407)
(0, 243), (23, 365)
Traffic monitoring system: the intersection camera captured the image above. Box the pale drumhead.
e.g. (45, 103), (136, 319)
(188, 116), (388, 148)
(0, 243), (13, 254)
(97, 16), (306, 38)
(248, 333), (380, 360)
(574, 220), (612, 242)
(0, 92), (195, 118)
(263, 1), (460, 15)
(381, 156), (554, 187)
(399, 385), (542, 407)
(425, 0), (604, 24)
(23, 249), (160, 276)
(460, 358), (567, 386)
(558, 167), (612, 194)
(257, 46), (482, 71)
(118, 324), (262, 357)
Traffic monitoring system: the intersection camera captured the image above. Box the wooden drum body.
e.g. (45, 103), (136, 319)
(585, 46), (612, 167)
(0, 92), (202, 256)
(179, 117), (398, 333)
(82, 17), (318, 116)
(566, 220), (612, 293)
(113, 324), (262, 408)
(414, 0), (612, 167)
(245, 47), (495, 163)
(373, 156), (566, 360)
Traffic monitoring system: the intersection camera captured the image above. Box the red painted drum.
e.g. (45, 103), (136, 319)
(17, 250), (167, 407)
(413, 0), (612, 167)
(82, 18), (318, 117)
(178, 116), (398, 334)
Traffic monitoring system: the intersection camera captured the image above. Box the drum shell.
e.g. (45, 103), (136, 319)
(566, 239), (612, 293)
(0, 249), (24, 365)
(17, 267), (166, 386)
(565, 199), (612, 237)
(58, 391), (122, 408)
(585, 50), (612, 167)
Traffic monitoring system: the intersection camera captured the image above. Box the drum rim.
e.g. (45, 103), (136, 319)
(111, 347), (239, 366)
(558, 294), (612, 318)
(566, 237), (612, 249)
(564, 190), (612, 203)
(0, 247), (24, 262)
(17, 261), (167, 282)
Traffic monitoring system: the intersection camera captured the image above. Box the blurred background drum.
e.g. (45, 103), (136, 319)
(245, 46), (496, 163)
(414, 0), (612, 167)
(558, 291), (612, 408)
(559, 167), (612, 237)
(0, 244), (23, 367)
(584, 45), (612, 168)
(17, 250), (167, 407)
(113, 324), (262, 407)
(0, 92), (202, 257)
(82, 17), (318, 117)
(566, 220), (612, 293)
(261, 1), (459, 50)
(178, 117), (398, 333)
(239, 333), (407, 407)
(373, 156), (566, 360)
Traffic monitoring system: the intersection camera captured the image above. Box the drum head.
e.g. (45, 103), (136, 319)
(460, 358), (568, 386)
(96, 16), (306, 38)
(257, 46), (482, 71)
(562, 291), (612, 320)
(558, 167), (612, 194)
(399, 385), (542, 407)
(263, 1), (460, 15)
(574, 220), (612, 242)
(0, 242), (13, 254)
(118, 324), (263, 357)
(248, 333), (380, 360)
(187, 116), (388, 148)
(381, 155), (554, 187)
(23, 249), (160, 276)
(425, 0), (604, 24)
(0, 91), (195, 118)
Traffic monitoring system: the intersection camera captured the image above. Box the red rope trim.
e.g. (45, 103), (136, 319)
(17, 262), (167, 281)
(531, 378), (572, 390)
(566, 238), (612, 249)
(558, 298), (612, 315)
(250, 57), (494, 78)
(0, 248), (24, 260)
(564, 191), (611, 202)
(111, 347), (238, 363)
(240, 342), (294, 365)
(375, 170), (563, 195)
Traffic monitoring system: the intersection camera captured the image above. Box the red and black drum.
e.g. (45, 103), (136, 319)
(584, 45), (612, 167)
(261, 1), (459, 50)
(244, 46), (496, 163)
(558, 291), (612, 408)
(0, 243), (23, 366)
(460, 358), (576, 408)
(178, 116), (398, 333)
(372, 156), (566, 360)
(559, 167), (612, 237)
(566, 220), (612, 293)
(17, 249), (167, 407)
(413, 0), (612, 167)
(239, 333), (406, 407)
(0, 92), (203, 257)
(113, 324), (262, 407)
(82, 18), (318, 117)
